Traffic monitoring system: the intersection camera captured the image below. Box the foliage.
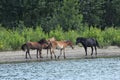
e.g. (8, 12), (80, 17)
(49, 25), (64, 40)
(0, 26), (120, 51)
(0, 26), (47, 50)
(81, 27), (104, 46)
(0, 0), (120, 31)
(103, 28), (120, 46)
(64, 30), (79, 44)
(1, 0), (120, 51)
(52, 0), (83, 31)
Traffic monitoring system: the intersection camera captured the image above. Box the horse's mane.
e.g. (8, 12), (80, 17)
(38, 38), (46, 44)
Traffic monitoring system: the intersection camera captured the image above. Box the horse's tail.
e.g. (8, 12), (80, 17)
(95, 40), (100, 48)
(21, 44), (27, 51)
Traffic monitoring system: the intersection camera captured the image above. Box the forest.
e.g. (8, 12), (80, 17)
(0, 0), (120, 31)
(0, 0), (120, 50)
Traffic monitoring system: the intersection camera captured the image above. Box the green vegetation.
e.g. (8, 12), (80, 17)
(0, 26), (120, 51)
(0, 0), (120, 51)
(0, 0), (120, 31)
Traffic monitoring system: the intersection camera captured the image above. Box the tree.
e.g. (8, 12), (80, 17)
(79, 0), (104, 29)
(50, 0), (83, 31)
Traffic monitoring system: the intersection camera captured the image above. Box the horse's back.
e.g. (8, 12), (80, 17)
(76, 37), (99, 47)
(26, 42), (41, 49)
(87, 38), (99, 47)
(48, 37), (56, 41)
(50, 40), (65, 49)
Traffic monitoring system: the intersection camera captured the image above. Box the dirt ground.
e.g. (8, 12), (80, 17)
(0, 46), (120, 63)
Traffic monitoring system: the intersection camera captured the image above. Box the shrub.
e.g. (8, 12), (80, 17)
(64, 30), (79, 44)
(49, 25), (64, 40)
(0, 26), (120, 51)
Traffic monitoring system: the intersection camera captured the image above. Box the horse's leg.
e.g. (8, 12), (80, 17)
(50, 49), (53, 59)
(53, 51), (56, 59)
(25, 48), (29, 59)
(48, 48), (52, 59)
(39, 49), (43, 58)
(58, 49), (62, 59)
(25, 51), (28, 59)
(63, 49), (66, 59)
(84, 47), (87, 56)
(28, 50), (32, 59)
(91, 47), (93, 56)
(46, 49), (49, 58)
(95, 46), (97, 56)
(51, 49), (56, 59)
(36, 49), (39, 59)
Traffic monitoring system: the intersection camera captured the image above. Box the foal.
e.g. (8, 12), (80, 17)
(45, 37), (56, 58)
(21, 38), (49, 59)
(76, 37), (99, 56)
(50, 40), (74, 59)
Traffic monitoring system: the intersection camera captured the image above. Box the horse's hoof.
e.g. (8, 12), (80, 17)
(64, 57), (66, 59)
(40, 56), (43, 58)
(25, 57), (27, 59)
(57, 56), (60, 59)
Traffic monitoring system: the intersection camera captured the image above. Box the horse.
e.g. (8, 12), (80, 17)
(50, 40), (74, 59)
(76, 37), (100, 56)
(21, 38), (49, 59)
(45, 37), (56, 58)
(48, 37), (56, 41)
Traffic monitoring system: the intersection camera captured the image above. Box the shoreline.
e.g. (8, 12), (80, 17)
(0, 46), (120, 64)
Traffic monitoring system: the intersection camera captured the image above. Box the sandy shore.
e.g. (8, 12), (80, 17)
(0, 46), (120, 63)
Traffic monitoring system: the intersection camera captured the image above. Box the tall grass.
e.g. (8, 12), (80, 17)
(0, 26), (120, 51)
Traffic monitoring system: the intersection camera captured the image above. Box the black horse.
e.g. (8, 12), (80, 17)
(76, 37), (100, 56)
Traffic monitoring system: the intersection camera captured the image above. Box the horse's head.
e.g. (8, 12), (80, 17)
(38, 38), (52, 48)
(76, 37), (84, 45)
(38, 38), (48, 44)
(66, 40), (74, 49)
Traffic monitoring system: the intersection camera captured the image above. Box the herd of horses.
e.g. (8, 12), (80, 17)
(21, 37), (100, 59)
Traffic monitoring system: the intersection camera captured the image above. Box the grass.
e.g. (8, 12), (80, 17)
(0, 26), (120, 51)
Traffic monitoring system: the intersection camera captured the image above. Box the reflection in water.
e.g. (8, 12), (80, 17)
(0, 58), (120, 80)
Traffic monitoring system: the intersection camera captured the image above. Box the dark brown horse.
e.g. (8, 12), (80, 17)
(50, 40), (74, 59)
(21, 38), (49, 59)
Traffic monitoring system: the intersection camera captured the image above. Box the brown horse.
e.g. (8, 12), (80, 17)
(21, 38), (49, 59)
(50, 40), (74, 59)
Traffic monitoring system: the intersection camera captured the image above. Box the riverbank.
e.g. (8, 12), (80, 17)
(0, 46), (120, 64)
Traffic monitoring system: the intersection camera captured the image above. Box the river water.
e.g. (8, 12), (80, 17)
(0, 57), (120, 80)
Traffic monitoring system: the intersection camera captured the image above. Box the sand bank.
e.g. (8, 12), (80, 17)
(0, 46), (120, 63)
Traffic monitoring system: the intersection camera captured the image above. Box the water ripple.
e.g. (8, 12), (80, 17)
(0, 58), (120, 80)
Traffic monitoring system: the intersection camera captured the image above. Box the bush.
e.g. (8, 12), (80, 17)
(49, 25), (64, 40)
(81, 27), (104, 47)
(64, 30), (79, 44)
(0, 26), (120, 51)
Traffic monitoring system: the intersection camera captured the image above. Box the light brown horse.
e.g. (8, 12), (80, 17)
(48, 37), (56, 41)
(45, 37), (56, 59)
(21, 38), (49, 59)
(50, 40), (74, 59)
